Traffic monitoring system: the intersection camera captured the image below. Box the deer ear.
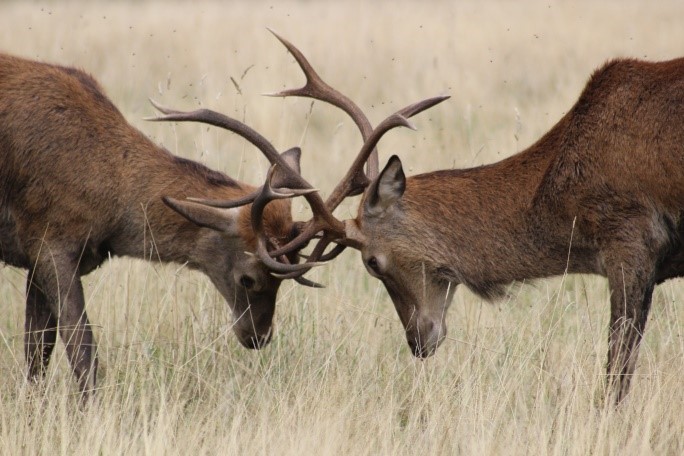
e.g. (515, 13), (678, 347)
(364, 155), (406, 217)
(270, 147), (301, 188)
(162, 197), (240, 236)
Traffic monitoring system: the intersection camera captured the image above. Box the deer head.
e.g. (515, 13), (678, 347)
(146, 103), (320, 350)
(350, 156), (457, 357)
(162, 150), (303, 349)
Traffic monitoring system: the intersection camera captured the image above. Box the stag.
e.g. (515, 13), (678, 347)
(244, 34), (684, 403)
(0, 52), (322, 397)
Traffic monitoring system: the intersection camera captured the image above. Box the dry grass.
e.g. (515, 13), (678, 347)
(0, 1), (683, 454)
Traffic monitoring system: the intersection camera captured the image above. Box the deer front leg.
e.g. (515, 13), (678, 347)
(24, 272), (58, 381)
(32, 252), (98, 398)
(605, 258), (655, 404)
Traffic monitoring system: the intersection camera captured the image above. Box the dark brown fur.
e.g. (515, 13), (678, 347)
(0, 53), (293, 396)
(353, 57), (684, 403)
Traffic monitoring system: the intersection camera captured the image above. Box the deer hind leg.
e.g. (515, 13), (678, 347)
(24, 272), (58, 381)
(31, 249), (97, 398)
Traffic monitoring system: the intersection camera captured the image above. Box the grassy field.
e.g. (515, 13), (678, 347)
(1, 1), (683, 454)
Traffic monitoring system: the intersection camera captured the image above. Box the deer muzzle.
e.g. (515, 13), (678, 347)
(405, 316), (446, 358)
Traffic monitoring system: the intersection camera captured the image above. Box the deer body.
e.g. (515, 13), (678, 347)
(352, 57), (684, 402)
(0, 53), (294, 395)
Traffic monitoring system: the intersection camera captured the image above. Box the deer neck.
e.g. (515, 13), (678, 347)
(110, 143), (251, 267)
(404, 143), (587, 293)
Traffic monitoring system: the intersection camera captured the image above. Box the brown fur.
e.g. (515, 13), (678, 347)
(0, 53), (293, 396)
(352, 57), (684, 403)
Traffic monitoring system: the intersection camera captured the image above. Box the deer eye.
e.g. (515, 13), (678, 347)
(239, 275), (256, 289)
(366, 256), (382, 276)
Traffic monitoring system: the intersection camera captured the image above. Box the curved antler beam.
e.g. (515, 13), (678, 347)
(147, 99), (342, 232)
(147, 99), (282, 166)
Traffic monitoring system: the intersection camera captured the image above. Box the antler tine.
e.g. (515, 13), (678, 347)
(324, 95), (451, 212)
(268, 222), (326, 258)
(316, 243), (347, 262)
(187, 189), (261, 209)
(249, 165), (325, 274)
(301, 235), (348, 266)
(270, 235), (335, 279)
(269, 223), (346, 261)
(397, 95), (451, 122)
(266, 29), (378, 182)
(294, 276), (325, 288)
(255, 237), (323, 274)
(268, 254), (325, 287)
(148, 99), (283, 167)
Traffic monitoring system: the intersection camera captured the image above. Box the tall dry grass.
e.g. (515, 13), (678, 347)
(0, 1), (683, 454)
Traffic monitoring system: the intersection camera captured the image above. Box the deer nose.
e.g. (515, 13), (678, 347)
(408, 339), (432, 358)
(241, 331), (272, 350)
(406, 318), (444, 358)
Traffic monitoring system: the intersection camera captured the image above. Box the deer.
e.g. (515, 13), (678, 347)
(236, 32), (684, 403)
(0, 49), (335, 398)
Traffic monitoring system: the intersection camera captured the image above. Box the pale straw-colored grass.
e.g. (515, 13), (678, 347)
(0, 1), (683, 454)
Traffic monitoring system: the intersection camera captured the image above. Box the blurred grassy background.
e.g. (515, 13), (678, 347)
(0, 1), (682, 454)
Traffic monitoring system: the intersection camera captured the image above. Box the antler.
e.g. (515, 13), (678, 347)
(260, 31), (450, 271)
(267, 95), (449, 261)
(146, 31), (449, 281)
(147, 100), (340, 277)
